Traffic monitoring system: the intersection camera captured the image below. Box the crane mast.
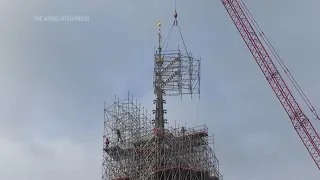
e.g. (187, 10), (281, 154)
(221, 0), (320, 170)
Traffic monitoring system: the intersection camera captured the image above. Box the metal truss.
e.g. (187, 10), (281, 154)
(153, 49), (200, 97)
(102, 94), (222, 180)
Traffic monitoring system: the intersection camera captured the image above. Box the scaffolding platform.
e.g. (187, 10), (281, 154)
(152, 166), (220, 180)
(104, 146), (130, 161)
(102, 94), (222, 180)
(112, 176), (129, 180)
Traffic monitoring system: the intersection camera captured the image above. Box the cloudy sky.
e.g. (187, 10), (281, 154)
(1, 0), (320, 179)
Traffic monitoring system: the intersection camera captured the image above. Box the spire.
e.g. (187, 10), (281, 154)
(157, 21), (162, 51)
(154, 20), (165, 130)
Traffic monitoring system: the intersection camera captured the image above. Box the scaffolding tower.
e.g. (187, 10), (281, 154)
(102, 93), (222, 180)
(102, 8), (222, 180)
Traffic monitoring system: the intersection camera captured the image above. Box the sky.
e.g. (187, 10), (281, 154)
(1, 0), (320, 179)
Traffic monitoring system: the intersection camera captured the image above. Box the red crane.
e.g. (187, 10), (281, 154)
(220, 0), (320, 170)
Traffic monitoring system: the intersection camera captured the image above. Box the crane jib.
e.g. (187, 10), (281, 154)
(221, 0), (320, 170)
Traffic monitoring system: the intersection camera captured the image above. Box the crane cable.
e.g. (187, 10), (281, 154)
(162, 23), (174, 52)
(238, 0), (320, 120)
(173, 0), (201, 122)
(162, 0), (201, 122)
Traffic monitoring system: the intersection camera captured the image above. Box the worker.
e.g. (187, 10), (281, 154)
(105, 137), (110, 148)
(181, 127), (185, 136)
(116, 129), (123, 143)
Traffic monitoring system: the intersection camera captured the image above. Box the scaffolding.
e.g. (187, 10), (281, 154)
(102, 93), (222, 180)
(153, 49), (200, 97)
(102, 8), (222, 180)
